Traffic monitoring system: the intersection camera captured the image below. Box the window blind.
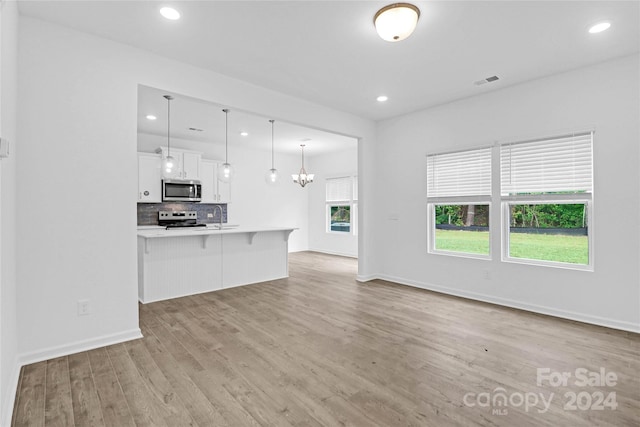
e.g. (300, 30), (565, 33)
(500, 132), (593, 196)
(427, 147), (492, 198)
(326, 177), (352, 202)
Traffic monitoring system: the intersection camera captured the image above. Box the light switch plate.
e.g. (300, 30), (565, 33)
(0, 138), (9, 158)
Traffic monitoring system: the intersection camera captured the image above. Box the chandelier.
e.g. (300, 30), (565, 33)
(292, 144), (314, 188)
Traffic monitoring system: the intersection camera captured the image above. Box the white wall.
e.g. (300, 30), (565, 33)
(374, 54), (640, 332)
(138, 133), (310, 252)
(0, 1), (19, 425)
(307, 147), (358, 257)
(16, 16), (376, 362)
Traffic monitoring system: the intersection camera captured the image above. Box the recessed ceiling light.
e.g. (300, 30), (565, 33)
(588, 21), (611, 34)
(160, 7), (180, 20)
(377, 95), (389, 102)
(240, 131), (249, 137)
(146, 115), (157, 120)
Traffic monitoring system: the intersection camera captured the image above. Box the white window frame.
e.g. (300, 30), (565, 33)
(427, 200), (492, 260)
(499, 131), (594, 271)
(326, 204), (352, 234)
(427, 146), (492, 260)
(326, 175), (357, 236)
(501, 197), (593, 271)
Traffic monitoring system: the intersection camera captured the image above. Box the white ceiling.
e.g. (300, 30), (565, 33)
(137, 85), (357, 156)
(19, 1), (640, 121)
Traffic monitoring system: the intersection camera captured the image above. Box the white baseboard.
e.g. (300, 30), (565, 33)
(18, 328), (143, 367)
(1, 356), (21, 427)
(356, 273), (378, 282)
(374, 273), (640, 334)
(307, 248), (358, 259)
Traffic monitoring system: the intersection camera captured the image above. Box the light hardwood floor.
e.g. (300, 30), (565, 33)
(12, 252), (640, 426)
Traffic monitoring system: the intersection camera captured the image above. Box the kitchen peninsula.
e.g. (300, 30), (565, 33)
(137, 226), (296, 303)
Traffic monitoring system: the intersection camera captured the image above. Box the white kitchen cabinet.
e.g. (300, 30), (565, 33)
(181, 151), (200, 180)
(138, 153), (162, 203)
(200, 159), (216, 203)
(156, 147), (202, 180)
(201, 159), (232, 203)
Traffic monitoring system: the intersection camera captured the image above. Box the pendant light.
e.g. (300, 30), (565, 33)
(162, 95), (179, 178)
(374, 3), (420, 42)
(217, 108), (234, 183)
(292, 144), (314, 187)
(265, 119), (279, 184)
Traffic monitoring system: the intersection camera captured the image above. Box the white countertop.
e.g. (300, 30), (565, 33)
(137, 225), (296, 239)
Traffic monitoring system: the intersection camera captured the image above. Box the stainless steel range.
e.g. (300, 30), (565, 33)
(158, 211), (206, 229)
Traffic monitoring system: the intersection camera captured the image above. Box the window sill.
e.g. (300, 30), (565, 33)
(428, 249), (491, 261)
(502, 256), (593, 272)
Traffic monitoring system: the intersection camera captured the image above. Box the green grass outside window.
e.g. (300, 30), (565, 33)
(434, 230), (588, 264)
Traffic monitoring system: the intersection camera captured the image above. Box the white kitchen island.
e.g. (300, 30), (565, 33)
(137, 226), (296, 303)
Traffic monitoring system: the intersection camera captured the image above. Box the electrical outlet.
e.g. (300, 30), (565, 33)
(207, 213), (213, 218)
(77, 299), (91, 316)
(483, 269), (491, 280)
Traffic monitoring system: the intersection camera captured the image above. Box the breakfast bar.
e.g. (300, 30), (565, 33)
(137, 226), (296, 303)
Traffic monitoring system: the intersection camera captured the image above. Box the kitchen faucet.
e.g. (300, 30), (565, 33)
(212, 205), (224, 229)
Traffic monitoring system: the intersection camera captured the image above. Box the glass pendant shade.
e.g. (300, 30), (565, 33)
(374, 3), (420, 42)
(265, 168), (279, 184)
(218, 162), (234, 183)
(219, 108), (234, 183)
(265, 119), (279, 185)
(162, 155), (179, 178)
(162, 94), (178, 179)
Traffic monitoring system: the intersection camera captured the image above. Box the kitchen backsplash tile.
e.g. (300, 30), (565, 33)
(137, 203), (227, 225)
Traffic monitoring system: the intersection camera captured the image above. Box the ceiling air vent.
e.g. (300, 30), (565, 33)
(474, 75), (500, 86)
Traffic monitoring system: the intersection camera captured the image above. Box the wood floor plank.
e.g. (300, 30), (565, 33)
(123, 338), (198, 426)
(11, 364), (25, 426)
(13, 362), (46, 427)
(150, 304), (300, 427)
(67, 352), (105, 427)
(141, 326), (228, 426)
(141, 317), (259, 427)
(106, 344), (171, 427)
(86, 347), (136, 427)
(44, 357), (75, 426)
(12, 252), (640, 427)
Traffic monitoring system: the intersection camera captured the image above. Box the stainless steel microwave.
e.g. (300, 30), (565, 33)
(162, 179), (202, 202)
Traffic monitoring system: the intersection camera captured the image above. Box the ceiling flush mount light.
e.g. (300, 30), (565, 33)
(240, 131), (249, 137)
(588, 21), (611, 34)
(218, 109), (235, 183)
(292, 144), (314, 188)
(265, 120), (279, 185)
(162, 95), (178, 178)
(160, 7), (180, 20)
(377, 95), (388, 102)
(374, 3), (420, 42)
(146, 114), (157, 120)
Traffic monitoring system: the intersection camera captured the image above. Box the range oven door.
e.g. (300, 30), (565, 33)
(162, 180), (202, 202)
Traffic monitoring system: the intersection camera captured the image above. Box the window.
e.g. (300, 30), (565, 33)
(427, 147), (492, 258)
(501, 132), (593, 269)
(326, 176), (357, 235)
